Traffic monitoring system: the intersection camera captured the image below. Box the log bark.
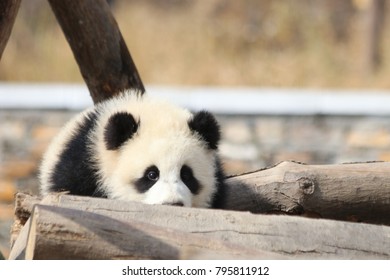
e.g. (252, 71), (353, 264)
(10, 193), (40, 249)
(0, 0), (21, 60)
(47, 0), (145, 103)
(224, 161), (390, 225)
(10, 193), (390, 259)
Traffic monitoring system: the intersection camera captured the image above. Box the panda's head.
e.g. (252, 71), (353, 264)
(93, 96), (222, 208)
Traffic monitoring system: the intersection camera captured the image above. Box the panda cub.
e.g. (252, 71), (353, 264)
(39, 92), (226, 208)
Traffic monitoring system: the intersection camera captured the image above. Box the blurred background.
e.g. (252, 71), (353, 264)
(2, 0), (390, 86)
(2, 0), (390, 258)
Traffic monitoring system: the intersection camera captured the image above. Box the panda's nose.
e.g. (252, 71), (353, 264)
(163, 201), (184, 207)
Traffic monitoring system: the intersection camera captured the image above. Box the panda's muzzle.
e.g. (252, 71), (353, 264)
(163, 201), (184, 207)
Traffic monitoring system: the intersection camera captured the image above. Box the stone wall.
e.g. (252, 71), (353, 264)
(2, 109), (390, 256)
(2, 109), (390, 194)
(218, 114), (390, 173)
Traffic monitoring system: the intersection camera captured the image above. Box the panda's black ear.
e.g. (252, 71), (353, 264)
(104, 112), (139, 150)
(188, 111), (220, 150)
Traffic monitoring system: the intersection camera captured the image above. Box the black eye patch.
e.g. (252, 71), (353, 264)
(134, 165), (159, 193)
(181, 165), (201, 194)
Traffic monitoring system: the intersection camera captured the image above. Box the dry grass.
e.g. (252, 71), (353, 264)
(1, 0), (390, 89)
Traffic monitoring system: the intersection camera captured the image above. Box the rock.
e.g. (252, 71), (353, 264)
(255, 118), (284, 147)
(379, 152), (390, 161)
(0, 121), (25, 141)
(223, 160), (257, 175)
(219, 142), (259, 161)
(0, 160), (37, 178)
(0, 181), (17, 203)
(0, 203), (14, 219)
(222, 120), (252, 144)
(347, 129), (390, 149)
(31, 126), (60, 142)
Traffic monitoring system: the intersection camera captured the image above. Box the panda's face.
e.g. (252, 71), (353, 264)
(96, 99), (221, 208)
(110, 131), (217, 207)
(134, 164), (197, 207)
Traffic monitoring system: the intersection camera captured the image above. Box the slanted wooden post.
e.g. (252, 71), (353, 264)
(0, 0), (21, 60)
(363, 0), (386, 73)
(47, 0), (145, 103)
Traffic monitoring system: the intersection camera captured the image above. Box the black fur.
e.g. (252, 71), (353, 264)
(50, 111), (105, 197)
(188, 111), (226, 207)
(188, 111), (220, 150)
(210, 158), (227, 209)
(134, 165), (202, 195)
(104, 112), (139, 150)
(134, 165), (159, 193)
(180, 165), (201, 194)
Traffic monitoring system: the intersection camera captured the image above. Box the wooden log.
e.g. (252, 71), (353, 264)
(8, 218), (30, 260)
(10, 193), (41, 248)
(0, 0), (21, 59)
(12, 194), (390, 259)
(47, 0), (145, 103)
(23, 204), (279, 260)
(225, 161), (390, 225)
(14, 192), (40, 225)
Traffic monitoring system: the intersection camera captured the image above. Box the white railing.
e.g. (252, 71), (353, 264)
(1, 82), (390, 115)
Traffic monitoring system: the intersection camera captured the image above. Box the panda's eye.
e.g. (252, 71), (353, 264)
(134, 165), (159, 193)
(147, 170), (159, 181)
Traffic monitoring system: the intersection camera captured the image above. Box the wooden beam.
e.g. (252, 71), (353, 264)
(47, 0), (145, 103)
(0, 0), (21, 60)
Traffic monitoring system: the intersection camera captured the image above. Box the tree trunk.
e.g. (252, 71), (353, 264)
(47, 0), (145, 103)
(9, 195), (390, 259)
(0, 0), (21, 60)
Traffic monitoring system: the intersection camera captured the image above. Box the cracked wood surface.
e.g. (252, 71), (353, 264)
(19, 204), (280, 260)
(10, 193), (390, 259)
(225, 161), (390, 225)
